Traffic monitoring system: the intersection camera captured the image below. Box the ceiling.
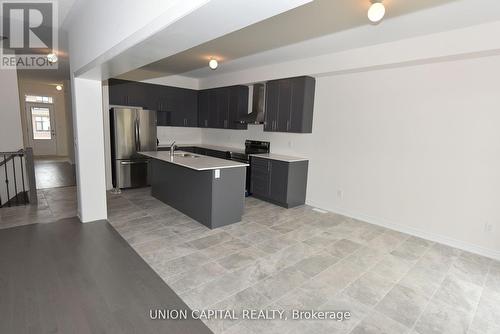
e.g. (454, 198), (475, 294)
(119, 0), (461, 81)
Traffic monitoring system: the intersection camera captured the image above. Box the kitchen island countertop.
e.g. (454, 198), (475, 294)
(139, 151), (248, 171)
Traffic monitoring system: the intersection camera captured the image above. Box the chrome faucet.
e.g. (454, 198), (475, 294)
(170, 141), (177, 158)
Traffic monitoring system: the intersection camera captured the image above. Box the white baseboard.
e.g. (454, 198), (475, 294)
(306, 200), (500, 261)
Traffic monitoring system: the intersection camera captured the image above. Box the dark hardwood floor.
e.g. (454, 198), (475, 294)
(35, 160), (76, 189)
(0, 218), (212, 334)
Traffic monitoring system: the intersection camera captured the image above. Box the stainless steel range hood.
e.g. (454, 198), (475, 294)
(238, 83), (265, 124)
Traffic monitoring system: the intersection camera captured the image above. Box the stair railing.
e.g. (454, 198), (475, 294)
(0, 148), (37, 207)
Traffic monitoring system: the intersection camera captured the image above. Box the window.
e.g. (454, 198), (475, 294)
(30, 107), (52, 140)
(25, 95), (54, 104)
(34, 116), (50, 131)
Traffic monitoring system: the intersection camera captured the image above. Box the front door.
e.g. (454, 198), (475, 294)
(26, 103), (57, 156)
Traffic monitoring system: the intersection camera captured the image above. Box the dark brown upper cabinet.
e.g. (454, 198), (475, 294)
(264, 76), (315, 133)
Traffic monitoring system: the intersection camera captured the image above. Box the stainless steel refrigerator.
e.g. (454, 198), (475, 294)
(110, 107), (157, 189)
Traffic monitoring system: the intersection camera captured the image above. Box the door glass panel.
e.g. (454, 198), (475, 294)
(31, 107), (51, 140)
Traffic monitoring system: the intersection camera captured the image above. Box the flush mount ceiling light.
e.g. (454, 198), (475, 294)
(368, 0), (385, 23)
(56, 85), (62, 91)
(208, 58), (218, 70)
(47, 52), (58, 63)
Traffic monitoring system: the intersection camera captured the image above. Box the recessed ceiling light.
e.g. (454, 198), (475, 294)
(368, 1), (385, 23)
(47, 53), (58, 63)
(56, 85), (62, 91)
(208, 58), (218, 70)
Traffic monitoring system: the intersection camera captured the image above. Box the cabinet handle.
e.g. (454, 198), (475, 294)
(286, 120), (290, 131)
(205, 119), (208, 127)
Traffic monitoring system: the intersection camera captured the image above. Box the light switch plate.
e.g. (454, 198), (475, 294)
(214, 169), (220, 179)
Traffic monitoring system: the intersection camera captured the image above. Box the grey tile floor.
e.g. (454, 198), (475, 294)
(0, 186), (77, 229)
(34, 159), (76, 189)
(107, 187), (500, 334)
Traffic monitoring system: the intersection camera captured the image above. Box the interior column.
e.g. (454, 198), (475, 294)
(71, 77), (108, 222)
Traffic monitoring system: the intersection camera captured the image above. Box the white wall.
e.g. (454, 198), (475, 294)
(0, 68), (26, 204)
(0, 69), (23, 151)
(200, 55), (500, 259)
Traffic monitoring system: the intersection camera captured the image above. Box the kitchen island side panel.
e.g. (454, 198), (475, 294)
(150, 159), (213, 227)
(149, 159), (246, 229)
(211, 167), (246, 228)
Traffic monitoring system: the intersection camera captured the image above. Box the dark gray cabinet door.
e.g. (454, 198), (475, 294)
(228, 86), (249, 130)
(264, 76), (315, 133)
(269, 160), (288, 203)
(199, 86), (248, 130)
(264, 81), (279, 131)
(217, 87), (230, 129)
(182, 89), (198, 127)
(169, 87), (185, 127)
(208, 89), (218, 128)
(289, 76), (315, 133)
(250, 157), (308, 208)
(198, 90), (209, 128)
(109, 79), (128, 105)
(277, 80), (292, 132)
(250, 157), (271, 197)
(109, 79), (146, 108)
(109, 79), (198, 128)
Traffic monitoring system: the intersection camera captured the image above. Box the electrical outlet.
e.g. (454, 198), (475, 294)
(484, 222), (493, 233)
(337, 189), (344, 200)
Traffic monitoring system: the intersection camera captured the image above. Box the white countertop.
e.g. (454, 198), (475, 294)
(139, 151), (248, 171)
(249, 153), (308, 163)
(158, 143), (245, 154)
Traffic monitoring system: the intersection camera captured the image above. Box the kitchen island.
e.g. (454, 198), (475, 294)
(139, 151), (248, 229)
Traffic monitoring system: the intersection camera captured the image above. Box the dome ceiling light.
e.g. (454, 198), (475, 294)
(368, 0), (385, 23)
(208, 58), (218, 70)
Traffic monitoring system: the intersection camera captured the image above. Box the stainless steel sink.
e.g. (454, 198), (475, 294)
(173, 152), (199, 158)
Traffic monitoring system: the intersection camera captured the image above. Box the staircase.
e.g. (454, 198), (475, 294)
(0, 148), (37, 207)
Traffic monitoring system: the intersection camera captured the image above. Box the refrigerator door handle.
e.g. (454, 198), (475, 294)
(134, 115), (140, 152)
(137, 114), (141, 151)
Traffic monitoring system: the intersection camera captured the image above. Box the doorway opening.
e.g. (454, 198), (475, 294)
(23, 94), (76, 190)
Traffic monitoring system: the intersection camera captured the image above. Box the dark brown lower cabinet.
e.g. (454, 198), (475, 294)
(250, 156), (308, 208)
